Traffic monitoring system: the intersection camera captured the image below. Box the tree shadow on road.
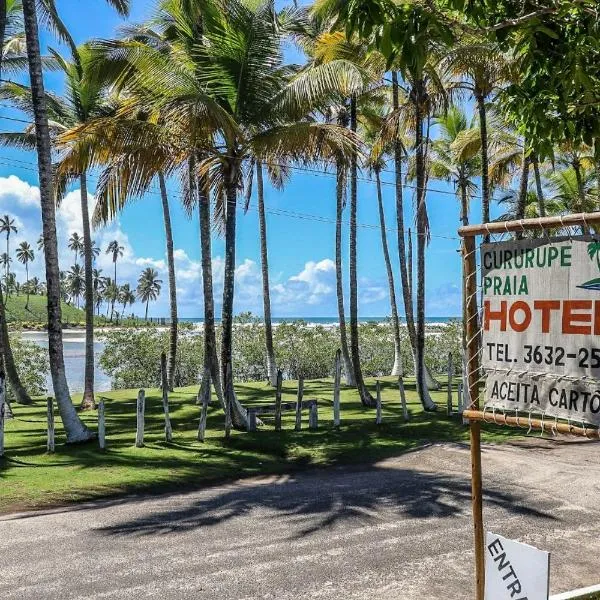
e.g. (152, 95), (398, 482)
(94, 462), (557, 539)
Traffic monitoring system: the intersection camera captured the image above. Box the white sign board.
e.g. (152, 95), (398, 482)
(485, 532), (550, 600)
(482, 237), (600, 426)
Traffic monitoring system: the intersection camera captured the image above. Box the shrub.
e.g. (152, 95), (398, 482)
(98, 317), (463, 388)
(99, 327), (204, 389)
(7, 332), (49, 400)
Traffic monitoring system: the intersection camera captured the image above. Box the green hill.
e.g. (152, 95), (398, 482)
(4, 293), (86, 327)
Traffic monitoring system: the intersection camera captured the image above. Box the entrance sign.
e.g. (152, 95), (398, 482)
(484, 532), (550, 600)
(482, 237), (600, 427)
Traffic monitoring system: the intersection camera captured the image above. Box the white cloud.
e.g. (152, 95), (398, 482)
(2, 175), (399, 319)
(285, 258), (336, 305)
(0, 175), (40, 208)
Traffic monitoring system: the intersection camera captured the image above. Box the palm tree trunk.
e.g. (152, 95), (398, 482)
(0, 284), (32, 404)
(256, 162), (277, 386)
(198, 174), (222, 402)
(221, 168), (237, 390)
(476, 94), (490, 239)
(218, 163), (249, 429)
(516, 147), (530, 227)
(349, 95), (374, 408)
(80, 172), (95, 410)
(145, 300), (149, 321)
(414, 80), (436, 411)
(393, 73), (435, 410)
(5, 233), (9, 298)
(572, 160), (588, 235)
(407, 228), (413, 300)
(335, 160), (355, 386)
(0, 0), (5, 84)
(159, 172), (178, 392)
(25, 264), (29, 310)
(460, 180), (469, 365)
(375, 170), (402, 376)
(595, 139), (600, 208)
(22, 0), (92, 442)
(532, 155), (546, 218)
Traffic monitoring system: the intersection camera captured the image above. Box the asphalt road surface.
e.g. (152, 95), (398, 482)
(1, 439), (599, 599)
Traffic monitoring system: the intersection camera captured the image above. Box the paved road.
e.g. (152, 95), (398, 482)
(1, 439), (599, 599)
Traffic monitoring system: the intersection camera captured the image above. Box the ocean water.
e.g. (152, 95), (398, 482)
(22, 330), (112, 394)
(22, 316), (456, 393)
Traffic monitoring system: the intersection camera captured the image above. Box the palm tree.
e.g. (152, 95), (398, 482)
(59, 0), (358, 426)
(548, 166), (596, 216)
(20, 0), (130, 410)
(429, 106), (480, 377)
(105, 240), (124, 320)
(136, 268), (162, 321)
(106, 240), (124, 285)
(20, 0), (95, 441)
(444, 40), (513, 229)
(254, 161), (280, 386)
(90, 240), (100, 263)
(0, 281), (32, 405)
(67, 264), (85, 307)
(364, 107), (404, 376)
(430, 107), (481, 228)
(92, 268), (107, 315)
(28, 275), (42, 295)
(0, 214), (17, 297)
(102, 278), (119, 320)
(118, 283), (135, 319)
(67, 232), (84, 265)
(15, 241), (34, 309)
(92, 161), (180, 390)
(0, 252), (12, 283)
(302, 24), (378, 403)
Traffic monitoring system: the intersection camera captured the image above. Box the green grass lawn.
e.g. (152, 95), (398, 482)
(0, 376), (520, 513)
(5, 293), (85, 326)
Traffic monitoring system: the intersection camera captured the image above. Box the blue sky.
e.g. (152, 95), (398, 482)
(0, 0), (481, 319)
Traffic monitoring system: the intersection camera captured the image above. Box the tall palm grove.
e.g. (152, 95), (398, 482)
(0, 0), (598, 441)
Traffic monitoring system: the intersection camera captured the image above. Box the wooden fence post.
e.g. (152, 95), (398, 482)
(0, 372), (5, 457)
(46, 397), (55, 453)
(274, 369), (283, 431)
(135, 389), (145, 447)
(457, 382), (464, 414)
(398, 376), (409, 422)
(224, 364), (233, 440)
(198, 369), (211, 442)
(295, 376), (304, 432)
(98, 399), (106, 450)
(333, 349), (341, 427)
(160, 353), (173, 443)
(447, 352), (454, 416)
(375, 381), (382, 425)
(309, 401), (318, 430)
(248, 410), (257, 433)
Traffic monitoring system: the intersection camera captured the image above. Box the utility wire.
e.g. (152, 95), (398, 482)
(0, 155), (461, 240)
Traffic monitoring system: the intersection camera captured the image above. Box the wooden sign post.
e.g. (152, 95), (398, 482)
(459, 212), (600, 600)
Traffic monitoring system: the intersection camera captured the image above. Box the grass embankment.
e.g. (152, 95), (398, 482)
(0, 376), (520, 513)
(4, 293), (85, 327)
(4, 293), (150, 328)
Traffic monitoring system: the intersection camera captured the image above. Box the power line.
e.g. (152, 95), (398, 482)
(0, 155), (461, 240)
(0, 103), (479, 200)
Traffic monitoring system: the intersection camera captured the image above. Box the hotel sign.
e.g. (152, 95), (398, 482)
(482, 237), (600, 427)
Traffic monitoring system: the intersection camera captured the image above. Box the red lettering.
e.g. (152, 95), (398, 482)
(484, 300), (507, 331)
(533, 300), (560, 333)
(509, 301), (531, 332)
(562, 300), (592, 335)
